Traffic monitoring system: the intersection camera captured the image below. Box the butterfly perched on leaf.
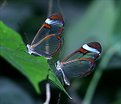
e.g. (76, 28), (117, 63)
(27, 13), (64, 59)
(55, 42), (102, 85)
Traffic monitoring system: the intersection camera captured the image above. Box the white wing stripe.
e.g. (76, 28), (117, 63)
(45, 18), (63, 26)
(82, 44), (100, 54)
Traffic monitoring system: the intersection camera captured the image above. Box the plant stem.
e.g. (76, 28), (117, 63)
(44, 83), (51, 104)
(82, 68), (103, 104)
(48, 0), (53, 16)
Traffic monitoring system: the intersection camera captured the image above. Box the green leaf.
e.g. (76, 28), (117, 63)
(47, 60), (70, 98)
(49, 70), (72, 99)
(0, 21), (49, 93)
(0, 21), (67, 96)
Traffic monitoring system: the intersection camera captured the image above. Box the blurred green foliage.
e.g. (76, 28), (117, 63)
(62, 0), (121, 104)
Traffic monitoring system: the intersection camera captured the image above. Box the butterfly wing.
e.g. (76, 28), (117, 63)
(62, 42), (102, 62)
(31, 13), (64, 46)
(81, 42), (102, 60)
(60, 58), (95, 78)
(27, 13), (64, 58)
(31, 34), (62, 58)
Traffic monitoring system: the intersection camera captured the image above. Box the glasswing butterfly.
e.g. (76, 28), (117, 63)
(27, 13), (64, 59)
(55, 42), (102, 85)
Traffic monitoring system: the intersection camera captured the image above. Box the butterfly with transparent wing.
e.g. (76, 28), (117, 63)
(27, 13), (64, 59)
(55, 42), (102, 86)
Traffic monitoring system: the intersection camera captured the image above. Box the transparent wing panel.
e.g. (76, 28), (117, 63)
(62, 58), (95, 78)
(62, 52), (83, 62)
(33, 35), (62, 57)
(31, 26), (50, 45)
(31, 23), (63, 45)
